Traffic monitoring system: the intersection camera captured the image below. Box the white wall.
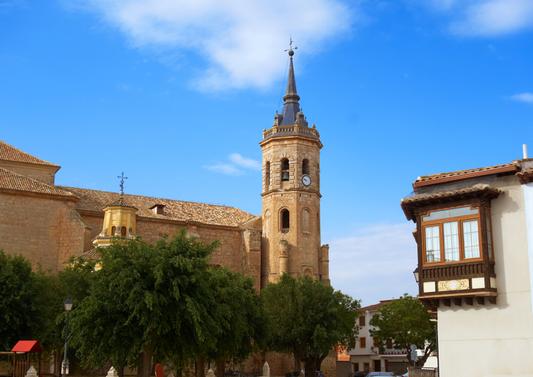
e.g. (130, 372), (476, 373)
(438, 176), (533, 377)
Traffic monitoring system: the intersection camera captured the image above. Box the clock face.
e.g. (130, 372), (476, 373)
(301, 174), (311, 187)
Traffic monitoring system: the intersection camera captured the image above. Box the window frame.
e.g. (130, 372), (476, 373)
(421, 205), (484, 266)
(280, 208), (290, 233)
(281, 158), (290, 182)
(265, 161), (271, 188)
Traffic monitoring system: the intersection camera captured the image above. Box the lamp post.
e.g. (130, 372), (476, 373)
(413, 267), (419, 283)
(61, 298), (73, 377)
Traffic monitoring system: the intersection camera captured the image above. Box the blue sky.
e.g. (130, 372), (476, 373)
(1, 0), (532, 305)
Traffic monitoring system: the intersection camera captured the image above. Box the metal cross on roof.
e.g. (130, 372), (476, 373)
(117, 172), (128, 196)
(285, 37), (297, 56)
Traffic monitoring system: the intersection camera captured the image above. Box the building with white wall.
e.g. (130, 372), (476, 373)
(349, 301), (408, 375)
(401, 155), (533, 377)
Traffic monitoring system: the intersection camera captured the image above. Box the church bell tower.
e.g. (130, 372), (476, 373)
(260, 44), (329, 286)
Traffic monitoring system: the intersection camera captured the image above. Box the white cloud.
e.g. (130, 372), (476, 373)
(511, 92), (533, 104)
(205, 153), (260, 175)
(229, 153), (261, 170)
(204, 162), (243, 176)
(328, 223), (418, 306)
(74, 0), (353, 90)
(423, 0), (533, 36)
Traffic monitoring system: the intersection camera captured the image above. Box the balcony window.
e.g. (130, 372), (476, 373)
(422, 206), (482, 264)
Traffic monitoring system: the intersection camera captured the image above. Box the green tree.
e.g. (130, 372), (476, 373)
(0, 251), (65, 352)
(261, 275), (359, 377)
(0, 250), (41, 350)
(202, 267), (264, 377)
(68, 232), (220, 377)
(369, 295), (436, 367)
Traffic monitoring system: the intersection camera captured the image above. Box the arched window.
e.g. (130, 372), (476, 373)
(281, 158), (289, 181)
(265, 161), (271, 188)
(121, 226), (127, 237)
(302, 159), (310, 175)
(111, 226), (116, 236)
(280, 209), (290, 232)
(302, 208), (311, 233)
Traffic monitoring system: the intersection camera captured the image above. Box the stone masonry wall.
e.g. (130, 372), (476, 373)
(80, 213), (261, 286)
(0, 192), (86, 272)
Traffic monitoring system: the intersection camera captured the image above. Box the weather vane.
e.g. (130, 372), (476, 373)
(117, 172), (128, 196)
(285, 37), (297, 57)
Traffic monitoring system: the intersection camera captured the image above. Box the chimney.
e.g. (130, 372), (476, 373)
(523, 144), (529, 160)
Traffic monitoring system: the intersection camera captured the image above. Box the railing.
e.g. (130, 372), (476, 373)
(263, 125), (320, 140)
(421, 261), (494, 280)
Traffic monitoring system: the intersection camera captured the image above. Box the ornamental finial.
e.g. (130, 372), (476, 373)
(117, 172), (128, 197)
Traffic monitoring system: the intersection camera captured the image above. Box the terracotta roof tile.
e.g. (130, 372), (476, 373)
(0, 167), (75, 198)
(0, 140), (59, 167)
(401, 184), (502, 220)
(414, 163), (517, 188)
(360, 300), (396, 312)
(61, 186), (256, 228)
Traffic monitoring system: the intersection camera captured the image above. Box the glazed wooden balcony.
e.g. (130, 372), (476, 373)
(419, 261), (497, 306)
(421, 261), (494, 280)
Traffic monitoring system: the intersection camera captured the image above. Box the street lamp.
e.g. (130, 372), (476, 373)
(413, 267), (419, 283)
(61, 298), (73, 377)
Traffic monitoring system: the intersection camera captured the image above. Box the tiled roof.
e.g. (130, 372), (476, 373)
(0, 167), (75, 198)
(401, 184), (502, 220)
(0, 140), (59, 167)
(360, 300), (396, 312)
(414, 163), (517, 188)
(61, 186), (256, 228)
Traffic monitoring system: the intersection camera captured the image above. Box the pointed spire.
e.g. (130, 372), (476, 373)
(284, 49), (299, 101)
(280, 38), (301, 125)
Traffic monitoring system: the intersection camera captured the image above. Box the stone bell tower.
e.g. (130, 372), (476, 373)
(260, 45), (329, 287)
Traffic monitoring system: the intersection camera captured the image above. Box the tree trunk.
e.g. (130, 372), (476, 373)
(293, 354), (300, 373)
(117, 365), (125, 377)
(138, 346), (153, 377)
(304, 358), (318, 377)
(215, 358), (225, 377)
(196, 358), (206, 377)
(137, 353), (144, 377)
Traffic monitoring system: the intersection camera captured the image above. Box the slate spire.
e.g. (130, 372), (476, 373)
(280, 40), (301, 125)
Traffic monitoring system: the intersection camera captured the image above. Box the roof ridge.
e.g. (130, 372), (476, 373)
(418, 162), (516, 180)
(59, 186), (254, 214)
(414, 161), (518, 188)
(0, 140), (59, 167)
(0, 167), (75, 197)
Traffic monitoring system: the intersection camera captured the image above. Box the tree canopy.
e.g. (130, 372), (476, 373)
(68, 232), (264, 377)
(369, 295), (436, 366)
(261, 275), (359, 377)
(0, 250), (64, 351)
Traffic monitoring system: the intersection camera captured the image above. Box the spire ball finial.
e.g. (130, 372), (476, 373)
(285, 37), (297, 57)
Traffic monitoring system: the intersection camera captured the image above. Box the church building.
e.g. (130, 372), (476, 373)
(0, 47), (329, 294)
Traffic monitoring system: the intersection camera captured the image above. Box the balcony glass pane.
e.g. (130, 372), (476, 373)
(425, 226), (441, 262)
(423, 207), (478, 222)
(463, 220), (480, 258)
(444, 221), (460, 261)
